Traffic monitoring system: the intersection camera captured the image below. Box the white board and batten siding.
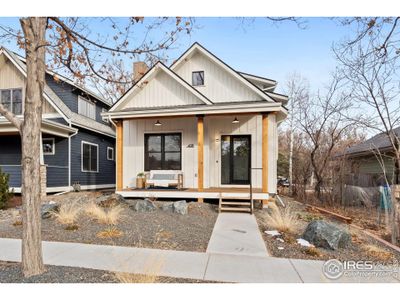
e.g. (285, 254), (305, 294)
(173, 51), (263, 103)
(122, 114), (278, 193)
(121, 69), (204, 110)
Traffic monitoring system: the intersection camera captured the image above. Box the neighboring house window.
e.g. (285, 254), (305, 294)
(144, 133), (181, 171)
(192, 71), (204, 86)
(0, 88), (23, 115)
(81, 141), (98, 172)
(102, 108), (109, 123)
(107, 147), (114, 161)
(78, 96), (96, 120)
(42, 138), (55, 155)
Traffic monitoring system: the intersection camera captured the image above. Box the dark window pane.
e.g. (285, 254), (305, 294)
(12, 89), (22, 115)
(164, 153), (180, 170)
(233, 138), (250, 182)
(147, 135), (161, 152)
(1, 90), (11, 112)
(43, 139), (54, 154)
(90, 145), (98, 171)
(82, 144), (90, 171)
(147, 153), (162, 170)
(165, 135), (181, 151)
(221, 136), (231, 184)
(192, 71), (204, 86)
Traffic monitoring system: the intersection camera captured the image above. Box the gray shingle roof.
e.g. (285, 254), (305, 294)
(4, 48), (115, 138)
(345, 127), (400, 156)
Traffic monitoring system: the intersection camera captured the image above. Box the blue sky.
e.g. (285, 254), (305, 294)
(0, 17), (351, 93)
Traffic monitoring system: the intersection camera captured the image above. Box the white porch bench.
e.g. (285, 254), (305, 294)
(145, 170), (183, 189)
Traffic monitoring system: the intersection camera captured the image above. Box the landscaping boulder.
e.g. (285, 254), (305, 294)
(173, 200), (188, 215)
(302, 220), (351, 250)
(161, 203), (174, 213)
(95, 193), (124, 207)
(41, 202), (59, 219)
(134, 199), (157, 212)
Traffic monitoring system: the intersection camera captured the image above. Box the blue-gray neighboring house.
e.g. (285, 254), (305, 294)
(0, 47), (116, 193)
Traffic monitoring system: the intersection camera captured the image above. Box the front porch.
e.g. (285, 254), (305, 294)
(119, 187), (270, 200)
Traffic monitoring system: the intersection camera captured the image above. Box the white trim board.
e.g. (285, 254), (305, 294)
(118, 190), (270, 200)
(10, 184), (116, 194)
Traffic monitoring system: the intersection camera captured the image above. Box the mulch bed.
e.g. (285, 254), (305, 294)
(0, 261), (217, 283)
(255, 198), (400, 262)
(0, 192), (218, 252)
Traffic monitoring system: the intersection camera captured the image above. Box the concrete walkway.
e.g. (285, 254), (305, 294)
(206, 213), (268, 257)
(1, 238), (399, 283)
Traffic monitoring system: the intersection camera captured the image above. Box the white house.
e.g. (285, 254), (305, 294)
(103, 43), (288, 209)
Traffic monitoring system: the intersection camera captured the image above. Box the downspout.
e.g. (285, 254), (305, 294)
(68, 120), (78, 190)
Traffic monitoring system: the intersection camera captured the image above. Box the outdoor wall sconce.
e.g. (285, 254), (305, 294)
(154, 120), (162, 126)
(232, 117), (239, 124)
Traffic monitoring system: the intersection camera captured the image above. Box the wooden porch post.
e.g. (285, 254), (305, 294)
(197, 115), (204, 202)
(116, 120), (123, 191)
(262, 113), (269, 206)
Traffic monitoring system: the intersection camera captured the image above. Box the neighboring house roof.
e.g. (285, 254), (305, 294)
(8, 49), (111, 107)
(345, 127), (400, 157)
(0, 47), (115, 138)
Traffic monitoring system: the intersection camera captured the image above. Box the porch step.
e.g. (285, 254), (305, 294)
(221, 201), (251, 206)
(220, 207), (251, 212)
(219, 196), (253, 214)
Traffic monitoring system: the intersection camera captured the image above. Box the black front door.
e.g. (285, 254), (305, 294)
(221, 135), (251, 185)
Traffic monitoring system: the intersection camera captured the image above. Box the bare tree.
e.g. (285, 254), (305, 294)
(336, 17), (400, 243)
(283, 72), (309, 195)
(297, 74), (354, 201)
(0, 16), (194, 277)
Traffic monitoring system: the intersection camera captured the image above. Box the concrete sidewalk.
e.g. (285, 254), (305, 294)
(206, 213), (268, 257)
(1, 238), (399, 283)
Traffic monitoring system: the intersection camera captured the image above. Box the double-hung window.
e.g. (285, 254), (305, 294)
(78, 96), (96, 120)
(82, 141), (98, 172)
(0, 88), (23, 115)
(144, 133), (181, 171)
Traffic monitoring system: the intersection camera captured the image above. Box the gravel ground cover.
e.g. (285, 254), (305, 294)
(255, 198), (400, 262)
(0, 192), (218, 252)
(0, 261), (218, 283)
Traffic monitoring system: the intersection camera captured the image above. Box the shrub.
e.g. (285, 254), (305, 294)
(0, 167), (13, 209)
(302, 247), (321, 257)
(97, 227), (123, 238)
(85, 203), (124, 225)
(362, 244), (393, 261)
(264, 203), (299, 234)
(52, 201), (81, 225)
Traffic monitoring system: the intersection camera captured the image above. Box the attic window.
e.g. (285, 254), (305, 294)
(192, 71), (204, 86)
(78, 96), (96, 120)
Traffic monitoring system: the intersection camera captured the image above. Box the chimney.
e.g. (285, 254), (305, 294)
(133, 61), (148, 82)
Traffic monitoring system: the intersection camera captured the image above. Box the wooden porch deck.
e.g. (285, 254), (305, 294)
(118, 187), (270, 200)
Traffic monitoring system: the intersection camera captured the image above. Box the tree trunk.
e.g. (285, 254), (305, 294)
(20, 17), (47, 277)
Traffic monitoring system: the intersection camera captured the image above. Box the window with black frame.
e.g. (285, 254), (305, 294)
(145, 133), (181, 171)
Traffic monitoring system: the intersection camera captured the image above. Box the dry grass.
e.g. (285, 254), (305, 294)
(302, 247), (321, 257)
(114, 257), (164, 283)
(52, 201), (81, 225)
(85, 202), (124, 225)
(97, 227), (123, 239)
(362, 244), (393, 261)
(65, 224), (79, 231)
(264, 203), (299, 234)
